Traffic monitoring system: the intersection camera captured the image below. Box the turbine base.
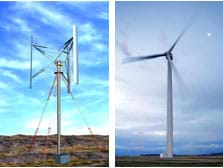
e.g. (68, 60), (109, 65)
(160, 152), (173, 159)
(55, 154), (70, 164)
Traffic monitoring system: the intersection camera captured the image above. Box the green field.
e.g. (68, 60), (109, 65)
(116, 155), (223, 167)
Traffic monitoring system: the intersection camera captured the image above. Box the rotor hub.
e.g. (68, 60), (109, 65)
(55, 60), (63, 74)
(56, 60), (63, 68)
(165, 52), (173, 61)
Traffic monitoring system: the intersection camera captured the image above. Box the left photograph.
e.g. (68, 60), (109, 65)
(0, 1), (108, 167)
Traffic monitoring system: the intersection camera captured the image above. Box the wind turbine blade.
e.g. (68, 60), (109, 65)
(30, 35), (33, 89)
(168, 17), (195, 53)
(32, 68), (45, 79)
(66, 51), (72, 94)
(67, 41), (73, 52)
(33, 44), (48, 48)
(33, 46), (55, 62)
(171, 62), (191, 105)
(63, 37), (73, 49)
(31, 62), (54, 79)
(116, 40), (131, 57)
(33, 46), (46, 55)
(73, 25), (78, 85)
(64, 37), (73, 45)
(64, 41), (72, 50)
(123, 53), (165, 64)
(171, 61), (187, 93)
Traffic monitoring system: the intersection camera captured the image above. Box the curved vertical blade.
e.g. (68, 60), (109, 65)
(67, 51), (72, 94)
(168, 16), (196, 53)
(30, 35), (33, 89)
(73, 25), (78, 85)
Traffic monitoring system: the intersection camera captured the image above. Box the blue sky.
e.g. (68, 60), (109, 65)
(0, 1), (108, 135)
(116, 1), (223, 155)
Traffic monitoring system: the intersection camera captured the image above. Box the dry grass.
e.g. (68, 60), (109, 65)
(0, 157), (108, 167)
(116, 155), (223, 167)
(0, 135), (109, 167)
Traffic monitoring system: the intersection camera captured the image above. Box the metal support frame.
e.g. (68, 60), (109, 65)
(55, 60), (62, 155)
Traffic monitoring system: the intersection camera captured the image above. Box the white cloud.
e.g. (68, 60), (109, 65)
(32, 5), (71, 27)
(63, 125), (109, 135)
(14, 41), (30, 59)
(30, 98), (42, 105)
(24, 117), (55, 134)
(75, 89), (107, 100)
(14, 2), (73, 29)
(79, 75), (108, 88)
(94, 43), (108, 52)
(12, 17), (31, 33)
(2, 70), (22, 84)
(194, 144), (223, 149)
(1, 23), (11, 32)
(79, 23), (102, 43)
(0, 81), (9, 89)
(98, 12), (108, 20)
(0, 58), (40, 70)
(23, 112), (108, 135)
(0, 98), (8, 107)
(116, 144), (146, 151)
(64, 2), (108, 20)
(79, 56), (107, 67)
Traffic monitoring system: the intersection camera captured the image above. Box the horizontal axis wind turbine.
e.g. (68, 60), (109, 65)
(123, 19), (194, 158)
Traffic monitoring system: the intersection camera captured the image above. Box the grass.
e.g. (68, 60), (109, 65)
(0, 157), (109, 167)
(0, 145), (108, 167)
(116, 155), (223, 167)
(0, 134), (108, 167)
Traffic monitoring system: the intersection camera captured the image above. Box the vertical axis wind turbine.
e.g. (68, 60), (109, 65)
(123, 21), (193, 158)
(29, 25), (78, 163)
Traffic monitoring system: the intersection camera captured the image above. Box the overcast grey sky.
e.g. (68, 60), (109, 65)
(116, 1), (223, 156)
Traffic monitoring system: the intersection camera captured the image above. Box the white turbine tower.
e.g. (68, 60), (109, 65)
(123, 21), (193, 158)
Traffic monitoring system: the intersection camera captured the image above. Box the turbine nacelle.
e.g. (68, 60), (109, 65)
(165, 52), (173, 61)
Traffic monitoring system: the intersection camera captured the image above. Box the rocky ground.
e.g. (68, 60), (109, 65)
(0, 134), (108, 166)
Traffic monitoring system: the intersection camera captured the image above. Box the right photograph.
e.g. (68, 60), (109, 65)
(115, 1), (223, 167)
